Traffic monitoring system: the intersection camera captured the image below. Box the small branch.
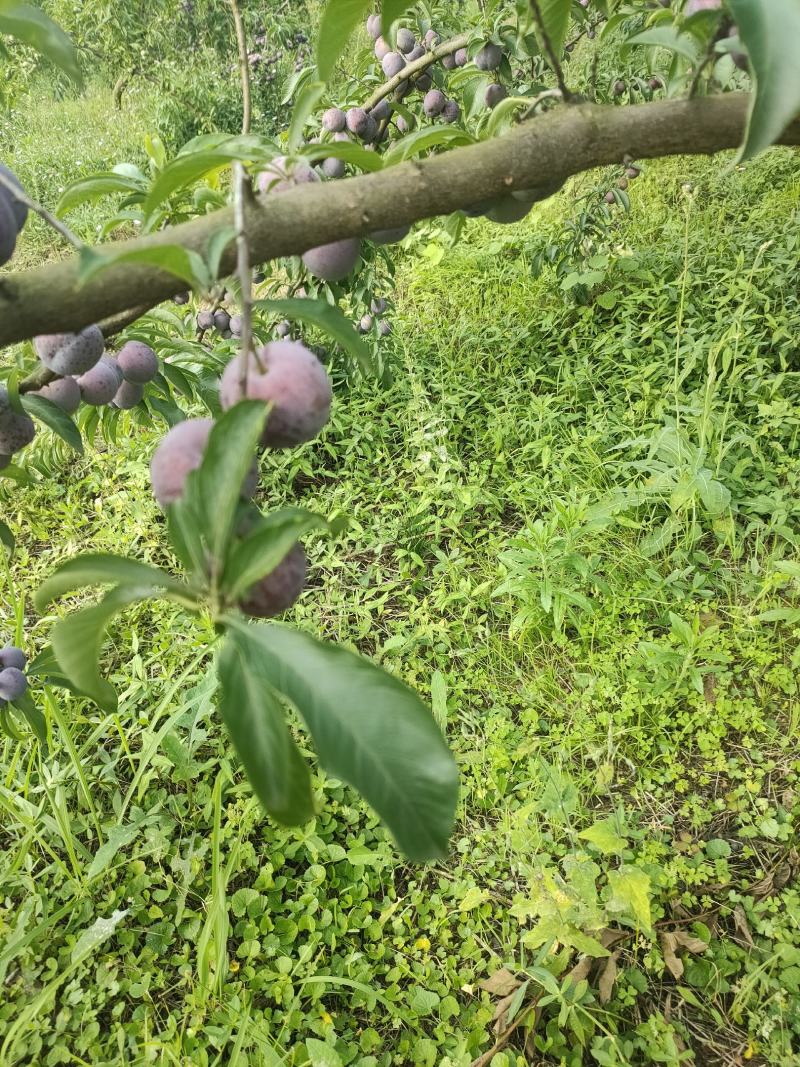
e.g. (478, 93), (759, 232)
(228, 0), (252, 135)
(233, 163), (255, 387)
(0, 173), (84, 251)
(363, 32), (470, 111)
(529, 0), (572, 102)
(521, 88), (562, 122)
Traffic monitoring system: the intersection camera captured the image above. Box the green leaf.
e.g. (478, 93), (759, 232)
(87, 811), (153, 880)
(0, 2), (81, 85)
(578, 819), (628, 855)
(287, 80), (327, 152)
(192, 401), (267, 564)
(300, 140), (384, 173)
(606, 864), (653, 932)
(50, 586), (152, 712)
(695, 470), (730, 516)
(206, 225), (237, 281)
(253, 297), (378, 378)
(9, 689), (46, 745)
(20, 394), (82, 454)
(382, 125), (476, 166)
(218, 628), (315, 825)
(728, 0), (800, 160)
(381, 0), (415, 37)
(316, 0), (371, 83)
(78, 244), (210, 291)
(623, 25), (700, 63)
(35, 553), (187, 612)
(56, 174), (145, 216)
(0, 518), (14, 553)
(223, 507), (328, 601)
(224, 618), (459, 861)
(535, 0), (573, 64)
(305, 1039), (343, 1067)
(143, 136), (268, 215)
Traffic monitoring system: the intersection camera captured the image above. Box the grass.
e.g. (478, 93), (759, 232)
(2, 81), (800, 1067)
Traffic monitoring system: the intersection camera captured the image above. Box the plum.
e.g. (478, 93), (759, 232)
(0, 388), (35, 454)
(613, 79), (625, 95)
(113, 380), (144, 409)
(0, 164), (28, 232)
(370, 225), (410, 244)
(484, 83), (508, 108)
(378, 319), (391, 337)
(302, 238), (360, 281)
(370, 296), (387, 315)
(76, 355), (123, 406)
(441, 99), (461, 123)
(258, 156), (317, 194)
(173, 291), (190, 305)
(150, 417), (258, 507)
(213, 309), (231, 333)
(219, 341), (332, 449)
(441, 52), (456, 69)
(0, 645), (26, 670)
(358, 314), (373, 333)
(117, 340), (158, 383)
(346, 107), (370, 137)
(229, 314), (243, 337)
(415, 72), (432, 91)
(374, 36), (391, 60)
(239, 543), (307, 618)
(0, 189), (17, 267)
(382, 51), (405, 78)
(366, 12), (381, 39)
(322, 107), (346, 132)
(423, 88), (446, 116)
(34, 375), (81, 414)
(0, 667), (27, 702)
(197, 310), (215, 331)
(321, 156), (346, 179)
(35, 325), (104, 377)
(396, 28), (416, 54)
(276, 320), (292, 337)
(604, 190), (616, 203)
(475, 43), (502, 71)
(454, 48), (468, 67)
(424, 28), (441, 48)
(370, 99), (391, 123)
(360, 114), (378, 143)
(407, 44), (425, 61)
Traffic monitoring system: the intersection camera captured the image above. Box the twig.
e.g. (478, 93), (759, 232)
(0, 173), (83, 251)
(521, 88), (562, 122)
(363, 32), (470, 111)
(228, 0), (251, 135)
(528, 0), (572, 102)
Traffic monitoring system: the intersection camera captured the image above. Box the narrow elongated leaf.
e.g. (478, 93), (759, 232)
(218, 629), (315, 824)
(0, 519), (14, 553)
(287, 80), (326, 152)
(728, 0), (800, 160)
(253, 297), (377, 378)
(0, 2), (81, 84)
(300, 140), (384, 173)
(224, 618), (459, 861)
(192, 401), (267, 564)
(56, 174), (145, 216)
(382, 126), (476, 165)
(535, 0), (572, 65)
(223, 508), (328, 601)
(316, 0), (371, 83)
(9, 690), (46, 745)
(35, 553), (188, 612)
(381, 0), (415, 37)
(143, 137), (268, 215)
(21, 394), (82, 454)
(623, 25), (700, 63)
(78, 245), (210, 291)
(50, 586), (152, 712)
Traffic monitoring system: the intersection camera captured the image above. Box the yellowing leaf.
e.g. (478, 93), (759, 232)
(606, 865), (653, 932)
(579, 819), (628, 856)
(460, 886), (489, 911)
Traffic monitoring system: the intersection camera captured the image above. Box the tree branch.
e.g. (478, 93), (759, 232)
(228, 0), (251, 135)
(1, 95), (798, 350)
(363, 32), (469, 111)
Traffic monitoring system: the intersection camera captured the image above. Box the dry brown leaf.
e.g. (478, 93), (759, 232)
(733, 904), (754, 948)
(599, 928), (629, 950)
(492, 989), (518, 1033)
(598, 953), (619, 1004)
(660, 931), (684, 979)
(672, 931), (708, 955)
(480, 966), (520, 997)
(749, 872), (774, 899)
(566, 955), (593, 984)
(703, 674), (717, 704)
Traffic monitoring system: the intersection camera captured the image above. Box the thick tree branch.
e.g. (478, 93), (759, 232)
(363, 33), (469, 111)
(1, 95), (798, 350)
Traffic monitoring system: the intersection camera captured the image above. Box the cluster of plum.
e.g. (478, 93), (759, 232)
(0, 643), (28, 707)
(150, 339), (332, 618)
(604, 163), (641, 203)
(196, 305), (243, 339)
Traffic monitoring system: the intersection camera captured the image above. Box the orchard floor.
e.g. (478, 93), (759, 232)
(2, 100), (800, 1065)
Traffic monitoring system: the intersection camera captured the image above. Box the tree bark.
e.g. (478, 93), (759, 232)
(0, 94), (797, 349)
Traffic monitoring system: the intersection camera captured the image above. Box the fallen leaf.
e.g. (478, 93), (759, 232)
(480, 967), (520, 997)
(733, 904), (754, 948)
(492, 989), (518, 1032)
(599, 928), (629, 950)
(660, 931), (683, 979)
(598, 953), (619, 1004)
(565, 955), (592, 984)
(703, 674), (717, 704)
(673, 931), (708, 955)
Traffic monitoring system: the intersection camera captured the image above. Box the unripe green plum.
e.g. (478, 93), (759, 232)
(77, 355), (123, 406)
(35, 375), (81, 413)
(117, 340), (158, 383)
(113, 380), (145, 409)
(302, 238), (360, 281)
(0, 666), (27, 702)
(370, 225), (410, 244)
(396, 28), (416, 54)
(475, 43), (502, 70)
(0, 164), (28, 232)
(238, 543), (306, 618)
(382, 51), (405, 78)
(35, 325), (104, 377)
(485, 83), (508, 108)
(0, 645), (26, 670)
(322, 107), (346, 132)
(219, 341), (332, 448)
